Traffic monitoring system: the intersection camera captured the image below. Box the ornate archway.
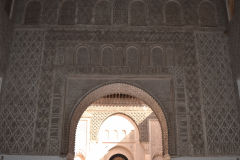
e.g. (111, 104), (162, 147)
(109, 154), (128, 160)
(104, 146), (133, 160)
(67, 83), (169, 160)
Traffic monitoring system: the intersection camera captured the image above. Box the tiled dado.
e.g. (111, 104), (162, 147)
(1, 155), (66, 160)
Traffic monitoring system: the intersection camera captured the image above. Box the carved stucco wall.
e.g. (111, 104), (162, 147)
(0, 0), (239, 158)
(195, 32), (240, 154)
(0, 30), (44, 153)
(11, 0), (228, 27)
(0, 0), (11, 77)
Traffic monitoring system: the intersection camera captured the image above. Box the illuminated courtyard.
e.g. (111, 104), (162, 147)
(74, 95), (162, 160)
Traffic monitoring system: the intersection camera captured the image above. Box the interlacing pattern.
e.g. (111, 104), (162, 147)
(196, 32), (240, 153)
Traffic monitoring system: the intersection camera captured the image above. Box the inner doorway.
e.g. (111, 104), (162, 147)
(109, 154), (128, 160)
(74, 93), (163, 160)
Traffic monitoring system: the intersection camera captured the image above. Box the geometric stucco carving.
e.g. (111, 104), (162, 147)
(195, 32), (240, 154)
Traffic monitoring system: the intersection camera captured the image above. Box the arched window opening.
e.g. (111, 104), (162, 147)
(77, 0), (93, 24)
(199, 1), (217, 26)
(126, 47), (139, 67)
(149, 0), (163, 25)
(130, 1), (146, 26)
(76, 47), (90, 65)
(95, 1), (111, 25)
(113, 0), (128, 25)
(165, 1), (182, 25)
(58, 0), (76, 25)
(151, 47), (164, 67)
(102, 47), (114, 66)
(24, 1), (41, 25)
